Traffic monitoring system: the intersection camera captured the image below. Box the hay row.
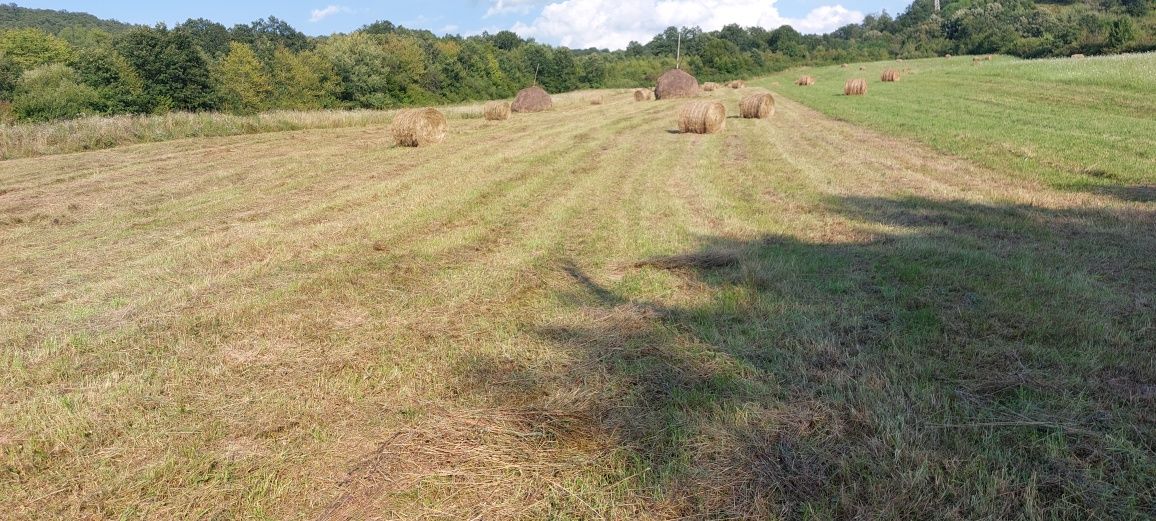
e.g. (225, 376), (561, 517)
(677, 101), (726, 134)
(739, 93), (775, 119)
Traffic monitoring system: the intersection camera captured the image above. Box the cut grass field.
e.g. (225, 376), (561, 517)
(763, 52), (1156, 195)
(1, 59), (1153, 518)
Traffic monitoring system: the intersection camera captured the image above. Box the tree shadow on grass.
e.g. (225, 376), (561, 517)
(461, 195), (1155, 519)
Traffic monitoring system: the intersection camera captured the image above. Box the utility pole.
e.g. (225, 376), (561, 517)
(676, 29), (682, 70)
(934, 0), (940, 12)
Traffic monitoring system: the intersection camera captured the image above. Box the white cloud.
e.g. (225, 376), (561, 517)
(309, 5), (351, 22)
(508, 0), (863, 50)
(486, 0), (542, 18)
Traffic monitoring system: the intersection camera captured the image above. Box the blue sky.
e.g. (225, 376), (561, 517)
(17, 1), (912, 49)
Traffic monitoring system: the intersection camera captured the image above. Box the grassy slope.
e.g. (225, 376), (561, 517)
(1, 79), (1153, 518)
(761, 53), (1156, 194)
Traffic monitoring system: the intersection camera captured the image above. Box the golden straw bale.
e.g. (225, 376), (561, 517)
(677, 101), (726, 134)
(739, 93), (775, 119)
(390, 108), (447, 147)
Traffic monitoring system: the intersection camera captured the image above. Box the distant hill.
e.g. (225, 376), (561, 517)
(0, 3), (135, 34)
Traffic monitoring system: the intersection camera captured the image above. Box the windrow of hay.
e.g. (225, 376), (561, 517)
(677, 101), (726, 134)
(390, 108), (447, 147)
(655, 69), (701, 100)
(511, 86), (553, 112)
(633, 89), (655, 101)
(739, 93), (775, 119)
(727, 80), (746, 89)
(795, 76), (815, 86)
(881, 69), (901, 82)
(482, 101), (510, 121)
(844, 78), (867, 96)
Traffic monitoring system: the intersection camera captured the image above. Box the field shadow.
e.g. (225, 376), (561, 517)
(459, 195), (1155, 518)
(1092, 184), (1156, 203)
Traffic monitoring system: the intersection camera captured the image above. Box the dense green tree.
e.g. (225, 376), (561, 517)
(70, 45), (146, 113)
(0, 52), (18, 99)
(269, 46), (338, 109)
(176, 18), (230, 58)
(213, 41), (271, 114)
(115, 25), (214, 112)
(11, 63), (99, 120)
(0, 27), (71, 70)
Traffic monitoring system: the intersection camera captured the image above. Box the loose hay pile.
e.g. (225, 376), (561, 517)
(511, 86), (553, 112)
(655, 69), (701, 100)
(844, 78), (867, 96)
(677, 101), (726, 134)
(633, 89), (654, 101)
(881, 69), (901, 82)
(739, 93), (775, 119)
(795, 76), (815, 86)
(390, 108), (447, 147)
(483, 101), (510, 121)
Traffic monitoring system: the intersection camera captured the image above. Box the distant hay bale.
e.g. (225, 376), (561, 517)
(945, 54), (953, 59)
(859, 66), (866, 71)
(590, 95), (604, 105)
(703, 82), (720, 92)
(511, 86), (553, 113)
(841, 63), (849, 68)
(739, 93), (775, 119)
(655, 69), (701, 100)
(795, 75), (815, 86)
(390, 108), (447, 147)
(727, 80), (746, 89)
(633, 88), (654, 101)
(984, 54), (993, 61)
(1071, 53), (1085, 59)
(482, 101), (510, 121)
(677, 101), (726, 134)
(881, 69), (901, 82)
(844, 78), (867, 96)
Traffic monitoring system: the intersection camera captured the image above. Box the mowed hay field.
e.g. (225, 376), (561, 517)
(1, 66), (1154, 519)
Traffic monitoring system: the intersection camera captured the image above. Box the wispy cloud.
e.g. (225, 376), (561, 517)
(485, 0), (541, 18)
(309, 5), (351, 22)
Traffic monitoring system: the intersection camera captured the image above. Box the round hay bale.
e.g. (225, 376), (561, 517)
(655, 69), (701, 100)
(590, 95), (604, 105)
(984, 54), (993, 61)
(1071, 53), (1085, 59)
(633, 88), (654, 101)
(390, 108), (447, 147)
(677, 101), (726, 134)
(795, 76), (815, 86)
(728, 80), (746, 89)
(945, 54), (952, 59)
(483, 101), (510, 121)
(881, 69), (901, 82)
(511, 86), (553, 113)
(703, 82), (720, 92)
(841, 63), (849, 68)
(843, 78), (867, 96)
(739, 93), (775, 119)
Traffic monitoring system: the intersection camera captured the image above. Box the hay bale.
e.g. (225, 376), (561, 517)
(841, 63), (849, 68)
(390, 108), (447, 147)
(727, 80), (746, 89)
(633, 88), (654, 101)
(483, 101), (510, 121)
(677, 101), (726, 134)
(859, 66), (866, 71)
(984, 54), (993, 61)
(844, 78), (867, 96)
(703, 82), (720, 92)
(881, 69), (901, 82)
(1071, 53), (1085, 59)
(511, 86), (553, 113)
(739, 93), (775, 119)
(945, 54), (952, 59)
(590, 95), (604, 105)
(655, 69), (701, 100)
(795, 76), (815, 86)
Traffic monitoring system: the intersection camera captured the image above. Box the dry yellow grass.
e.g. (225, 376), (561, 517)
(390, 108), (447, 147)
(677, 101), (726, 134)
(739, 93), (775, 119)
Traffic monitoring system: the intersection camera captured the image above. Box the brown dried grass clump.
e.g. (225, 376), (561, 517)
(881, 69), (901, 82)
(844, 78), (867, 96)
(795, 76), (815, 86)
(677, 101), (726, 134)
(482, 101), (510, 121)
(633, 250), (740, 270)
(390, 108), (447, 147)
(511, 86), (553, 113)
(739, 93), (775, 119)
(728, 80), (746, 89)
(655, 69), (701, 100)
(633, 88), (654, 101)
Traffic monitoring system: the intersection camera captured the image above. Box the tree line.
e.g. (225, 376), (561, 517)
(0, 0), (1152, 122)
